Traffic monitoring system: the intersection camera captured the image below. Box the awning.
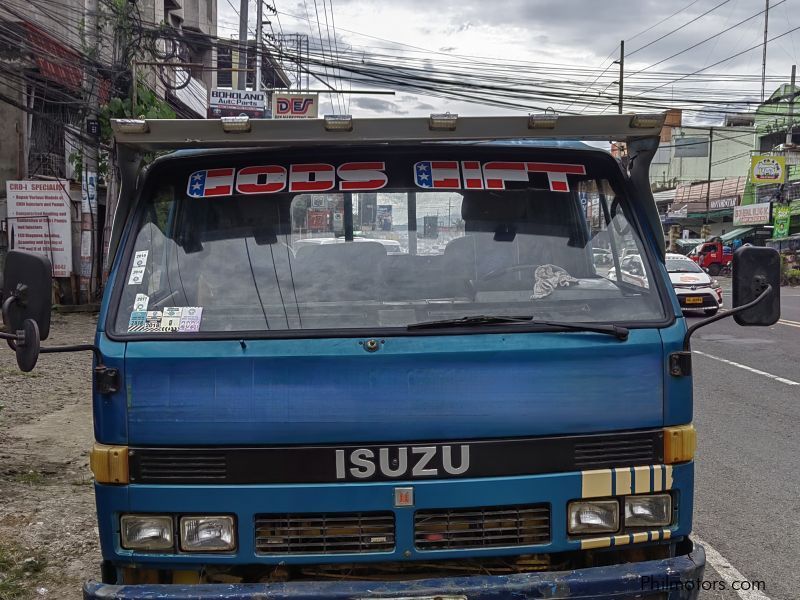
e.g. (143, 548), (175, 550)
(720, 227), (755, 242)
(675, 238), (704, 248)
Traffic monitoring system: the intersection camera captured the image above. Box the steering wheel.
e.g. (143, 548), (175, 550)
(478, 263), (540, 282)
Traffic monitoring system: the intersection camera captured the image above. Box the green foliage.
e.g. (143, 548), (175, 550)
(0, 542), (46, 600)
(99, 83), (176, 140)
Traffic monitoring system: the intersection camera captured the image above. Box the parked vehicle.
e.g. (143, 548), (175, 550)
(688, 240), (732, 276)
(665, 253), (722, 316)
(0, 113), (782, 600)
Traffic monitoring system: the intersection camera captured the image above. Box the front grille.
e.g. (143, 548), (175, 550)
(415, 504), (550, 550)
(255, 512), (395, 555)
(573, 433), (660, 468)
(133, 452), (227, 481)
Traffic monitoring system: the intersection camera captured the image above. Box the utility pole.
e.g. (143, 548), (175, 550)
(705, 128), (714, 228)
(786, 64), (796, 147)
(761, 0), (769, 102)
(237, 0), (249, 90)
(618, 40), (624, 114)
(255, 1), (262, 92)
(81, 0), (100, 303)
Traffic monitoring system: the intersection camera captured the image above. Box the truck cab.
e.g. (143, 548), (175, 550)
(0, 113), (781, 599)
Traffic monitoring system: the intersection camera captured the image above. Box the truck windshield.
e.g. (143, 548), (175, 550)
(112, 152), (666, 335)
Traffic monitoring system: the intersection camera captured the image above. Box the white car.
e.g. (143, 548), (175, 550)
(665, 253), (722, 316)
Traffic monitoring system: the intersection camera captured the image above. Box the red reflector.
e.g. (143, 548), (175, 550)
(426, 533), (445, 542)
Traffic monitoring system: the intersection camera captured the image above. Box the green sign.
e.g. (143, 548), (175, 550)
(773, 204), (791, 238)
(791, 199), (800, 216)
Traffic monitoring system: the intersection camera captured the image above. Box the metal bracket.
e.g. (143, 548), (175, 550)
(669, 351), (692, 377)
(94, 366), (120, 394)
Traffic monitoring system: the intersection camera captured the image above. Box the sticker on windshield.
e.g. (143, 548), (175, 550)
(133, 250), (148, 268)
(160, 307), (182, 332)
(144, 311), (162, 332)
(128, 266), (145, 285)
(413, 160), (587, 192)
(127, 311), (147, 332)
(178, 307), (203, 332)
(133, 293), (149, 311)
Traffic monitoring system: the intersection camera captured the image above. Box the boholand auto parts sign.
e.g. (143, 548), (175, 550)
(733, 202), (771, 226)
(208, 89), (267, 118)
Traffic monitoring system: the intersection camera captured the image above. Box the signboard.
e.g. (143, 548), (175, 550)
(271, 93), (319, 119)
(750, 155), (786, 185)
(667, 205), (688, 218)
(709, 196), (737, 210)
(208, 88), (267, 118)
(790, 199), (800, 216)
(773, 204), (791, 238)
(733, 202), (771, 226)
(6, 180), (73, 277)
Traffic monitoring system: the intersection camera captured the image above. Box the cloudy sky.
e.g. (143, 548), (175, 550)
(218, 0), (800, 122)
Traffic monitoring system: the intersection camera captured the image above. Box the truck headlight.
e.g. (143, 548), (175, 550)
(120, 515), (174, 551)
(180, 516), (236, 552)
(567, 500), (619, 534)
(625, 494), (672, 527)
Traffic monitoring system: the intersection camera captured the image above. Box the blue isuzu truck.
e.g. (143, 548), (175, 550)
(0, 113), (781, 599)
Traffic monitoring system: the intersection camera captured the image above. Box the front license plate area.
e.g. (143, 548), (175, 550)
(685, 296), (703, 304)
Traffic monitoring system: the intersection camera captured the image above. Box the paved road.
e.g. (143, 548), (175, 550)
(687, 281), (800, 600)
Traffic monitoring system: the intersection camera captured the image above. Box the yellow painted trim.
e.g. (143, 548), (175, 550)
(664, 424), (696, 463)
(650, 530), (661, 541)
(665, 465), (674, 489)
(89, 443), (129, 484)
(631, 531), (649, 544)
(613, 534), (631, 546)
(652, 465), (663, 492)
(581, 468), (613, 498)
(633, 465), (651, 494)
(580, 537), (611, 549)
(172, 571), (201, 584)
(614, 467), (632, 495)
(663, 529), (672, 540)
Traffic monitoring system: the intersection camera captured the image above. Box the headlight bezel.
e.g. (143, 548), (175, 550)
(567, 499), (620, 535)
(120, 514), (175, 551)
(179, 515), (237, 553)
(624, 493), (673, 528)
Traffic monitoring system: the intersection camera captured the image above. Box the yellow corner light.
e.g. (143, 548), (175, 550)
(323, 114), (353, 131)
(116, 119), (149, 134)
(90, 443), (129, 484)
(528, 113), (559, 129)
(429, 112), (458, 131)
(221, 116), (251, 133)
(629, 113), (666, 129)
(663, 424), (696, 464)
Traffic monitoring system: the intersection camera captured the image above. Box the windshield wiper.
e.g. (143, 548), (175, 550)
(407, 315), (629, 340)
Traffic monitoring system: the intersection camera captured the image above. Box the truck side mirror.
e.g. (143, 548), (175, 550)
(732, 246), (780, 326)
(2, 250), (52, 340)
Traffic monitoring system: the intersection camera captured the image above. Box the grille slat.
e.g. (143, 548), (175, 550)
(255, 512), (395, 555)
(415, 504), (550, 551)
(573, 435), (658, 468)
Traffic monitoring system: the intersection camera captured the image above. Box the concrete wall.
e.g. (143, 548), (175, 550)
(0, 77), (25, 222)
(650, 126), (755, 189)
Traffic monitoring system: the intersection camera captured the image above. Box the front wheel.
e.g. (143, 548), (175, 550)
(704, 308), (719, 316)
(707, 263), (721, 276)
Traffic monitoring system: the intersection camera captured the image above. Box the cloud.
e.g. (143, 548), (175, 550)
(350, 97), (407, 113)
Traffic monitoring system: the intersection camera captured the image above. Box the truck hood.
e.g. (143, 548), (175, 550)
(124, 329), (666, 445)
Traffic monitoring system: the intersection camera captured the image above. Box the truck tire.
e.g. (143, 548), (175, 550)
(707, 263), (721, 276)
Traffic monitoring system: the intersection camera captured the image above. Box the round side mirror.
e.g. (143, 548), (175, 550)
(15, 318), (40, 372)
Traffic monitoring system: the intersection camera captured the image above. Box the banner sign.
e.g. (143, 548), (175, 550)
(271, 93), (319, 119)
(6, 180), (73, 276)
(750, 155), (786, 185)
(733, 202), (771, 226)
(208, 89), (267, 118)
(773, 204), (791, 238)
(709, 196), (737, 210)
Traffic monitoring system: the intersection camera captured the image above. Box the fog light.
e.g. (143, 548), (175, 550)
(180, 516), (236, 552)
(528, 113), (558, 129)
(629, 113), (665, 129)
(323, 114), (353, 131)
(120, 515), (173, 551)
(625, 494), (672, 527)
(221, 116), (251, 132)
(429, 112), (458, 131)
(115, 119), (149, 134)
(568, 500), (619, 534)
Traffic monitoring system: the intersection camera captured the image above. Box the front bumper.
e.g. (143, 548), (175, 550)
(84, 539), (705, 599)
